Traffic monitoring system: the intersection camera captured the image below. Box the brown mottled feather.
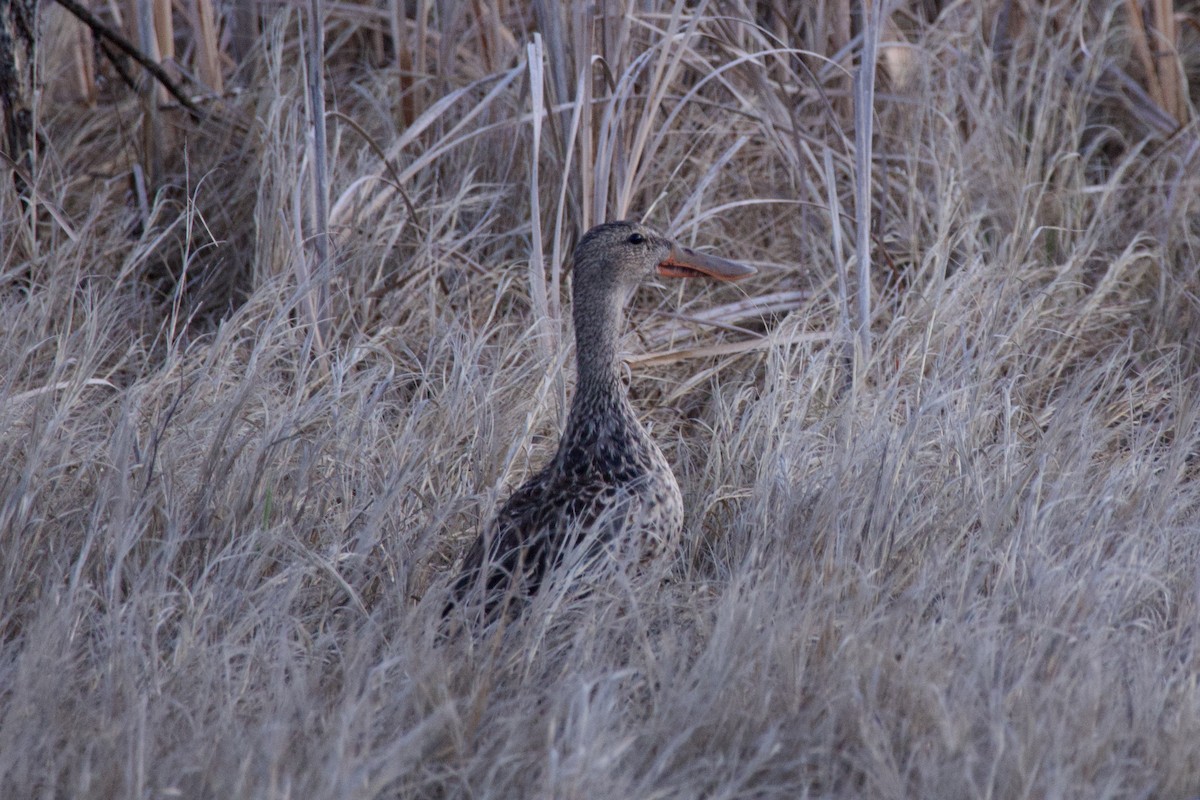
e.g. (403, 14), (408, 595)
(445, 220), (752, 624)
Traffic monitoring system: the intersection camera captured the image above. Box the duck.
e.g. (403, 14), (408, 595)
(445, 220), (755, 623)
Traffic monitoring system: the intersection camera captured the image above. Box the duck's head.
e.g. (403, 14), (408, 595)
(572, 220), (755, 300)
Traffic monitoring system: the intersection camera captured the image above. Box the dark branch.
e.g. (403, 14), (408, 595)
(52, 0), (207, 122)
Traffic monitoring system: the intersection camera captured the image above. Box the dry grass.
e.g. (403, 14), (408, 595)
(3, 1), (1200, 797)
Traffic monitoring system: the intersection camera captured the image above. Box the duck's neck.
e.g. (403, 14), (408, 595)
(573, 284), (624, 395)
(556, 274), (667, 482)
(564, 280), (639, 442)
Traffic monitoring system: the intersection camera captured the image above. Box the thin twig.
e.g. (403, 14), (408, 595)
(326, 110), (422, 225)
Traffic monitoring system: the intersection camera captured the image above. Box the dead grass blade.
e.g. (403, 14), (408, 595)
(3, 378), (118, 406)
(1124, 0), (1190, 127)
(852, 0), (882, 369)
(627, 331), (830, 369)
(304, 0), (332, 357)
(189, 0), (223, 93)
(526, 34), (555, 354)
(642, 290), (812, 348)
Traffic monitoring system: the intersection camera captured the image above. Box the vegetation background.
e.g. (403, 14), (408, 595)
(2, 0), (1200, 796)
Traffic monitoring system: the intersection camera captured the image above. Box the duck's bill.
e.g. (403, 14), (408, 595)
(658, 245), (756, 281)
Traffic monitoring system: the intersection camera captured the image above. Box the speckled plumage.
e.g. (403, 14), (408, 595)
(446, 220), (754, 622)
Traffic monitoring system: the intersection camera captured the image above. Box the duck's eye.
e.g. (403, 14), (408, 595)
(627, 233), (646, 245)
